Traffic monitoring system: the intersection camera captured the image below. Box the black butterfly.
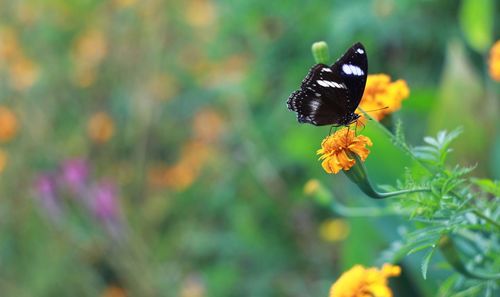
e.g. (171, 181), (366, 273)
(287, 42), (368, 126)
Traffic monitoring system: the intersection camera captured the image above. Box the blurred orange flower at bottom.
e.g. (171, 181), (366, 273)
(329, 264), (401, 297)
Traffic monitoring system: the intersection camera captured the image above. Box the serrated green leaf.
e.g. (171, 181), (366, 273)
(424, 136), (439, 147)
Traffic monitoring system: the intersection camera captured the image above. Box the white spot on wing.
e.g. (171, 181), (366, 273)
(343, 64), (364, 76)
(317, 80), (329, 87)
(309, 100), (320, 109)
(342, 64), (352, 75)
(356, 48), (364, 54)
(321, 67), (332, 72)
(317, 80), (346, 88)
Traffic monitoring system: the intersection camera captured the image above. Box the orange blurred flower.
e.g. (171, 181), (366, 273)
(101, 285), (127, 297)
(180, 275), (205, 297)
(9, 55), (39, 90)
(149, 109), (223, 190)
(319, 218), (350, 242)
(329, 264), (401, 297)
(88, 112), (115, 144)
(357, 74), (409, 121)
(0, 27), (20, 62)
(0, 107), (18, 142)
(0, 149), (7, 174)
(113, 0), (137, 9)
(146, 73), (179, 101)
(72, 29), (108, 87)
(192, 108), (225, 143)
(317, 128), (372, 174)
(489, 40), (500, 81)
(185, 0), (216, 28)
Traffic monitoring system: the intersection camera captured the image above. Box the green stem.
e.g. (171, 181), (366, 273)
(332, 202), (400, 217)
(471, 209), (500, 231)
(344, 154), (431, 199)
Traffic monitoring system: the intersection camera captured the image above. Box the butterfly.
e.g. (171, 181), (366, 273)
(287, 42), (368, 127)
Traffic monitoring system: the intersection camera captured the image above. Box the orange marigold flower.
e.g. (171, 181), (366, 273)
(358, 74), (409, 121)
(329, 264), (401, 297)
(0, 106), (18, 142)
(317, 128), (372, 174)
(489, 40), (500, 81)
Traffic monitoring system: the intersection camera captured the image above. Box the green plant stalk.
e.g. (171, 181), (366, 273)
(344, 154), (431, 199)
(471, 209), (500, 230)
(439, 235), (500, 280)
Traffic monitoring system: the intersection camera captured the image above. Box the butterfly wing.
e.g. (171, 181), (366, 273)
(330, 42), (368, 114)
(287, 42), (368, 126)
(287, 64), (350, 126)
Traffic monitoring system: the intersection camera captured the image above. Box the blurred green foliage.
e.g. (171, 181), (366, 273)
(0, 0), (498, 296)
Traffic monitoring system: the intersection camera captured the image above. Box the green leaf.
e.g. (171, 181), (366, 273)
(421, 246), (436, 280)
(459, 0), (494, 53)
(407, 242), (436, 255)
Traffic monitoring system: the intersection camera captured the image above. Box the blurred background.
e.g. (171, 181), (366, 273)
(0, 0), (498, 296)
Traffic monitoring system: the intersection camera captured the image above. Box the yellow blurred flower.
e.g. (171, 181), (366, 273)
(317, 128), (372, 174)
(192, 108), (225, 143)
(358, 74), (409, 121)
(329, 264), (401, 297)
(101, 285), (127, 297)
(0, 149), (7, 174)
(319, 218), (350, 242)
(0, 107), (18, 142)
(303, 179), (320, 195)
(15, 2), (40, 25)
(88, 112), (115, 144)
(180, 275), (205, 297)
(113, 0), (137, 9)
(149, 140), (211, 191)
(185, 0), (216, 28)
(72, 29), (108, 87)
(0, 27), (20, 62)
(9, 55), (39, 90)
(146, 73), (179, 101)
(489, 40), (500, 81)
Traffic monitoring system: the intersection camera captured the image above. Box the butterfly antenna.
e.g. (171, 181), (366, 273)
(359, 106), (389, 119)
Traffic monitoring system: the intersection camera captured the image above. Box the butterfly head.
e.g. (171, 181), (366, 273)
(337, 112), (360, 127)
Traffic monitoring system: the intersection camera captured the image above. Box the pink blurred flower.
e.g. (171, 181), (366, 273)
(60, 158), (89, 194)
(34, 174), (61, 220)
(89, 181), (123, 238)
